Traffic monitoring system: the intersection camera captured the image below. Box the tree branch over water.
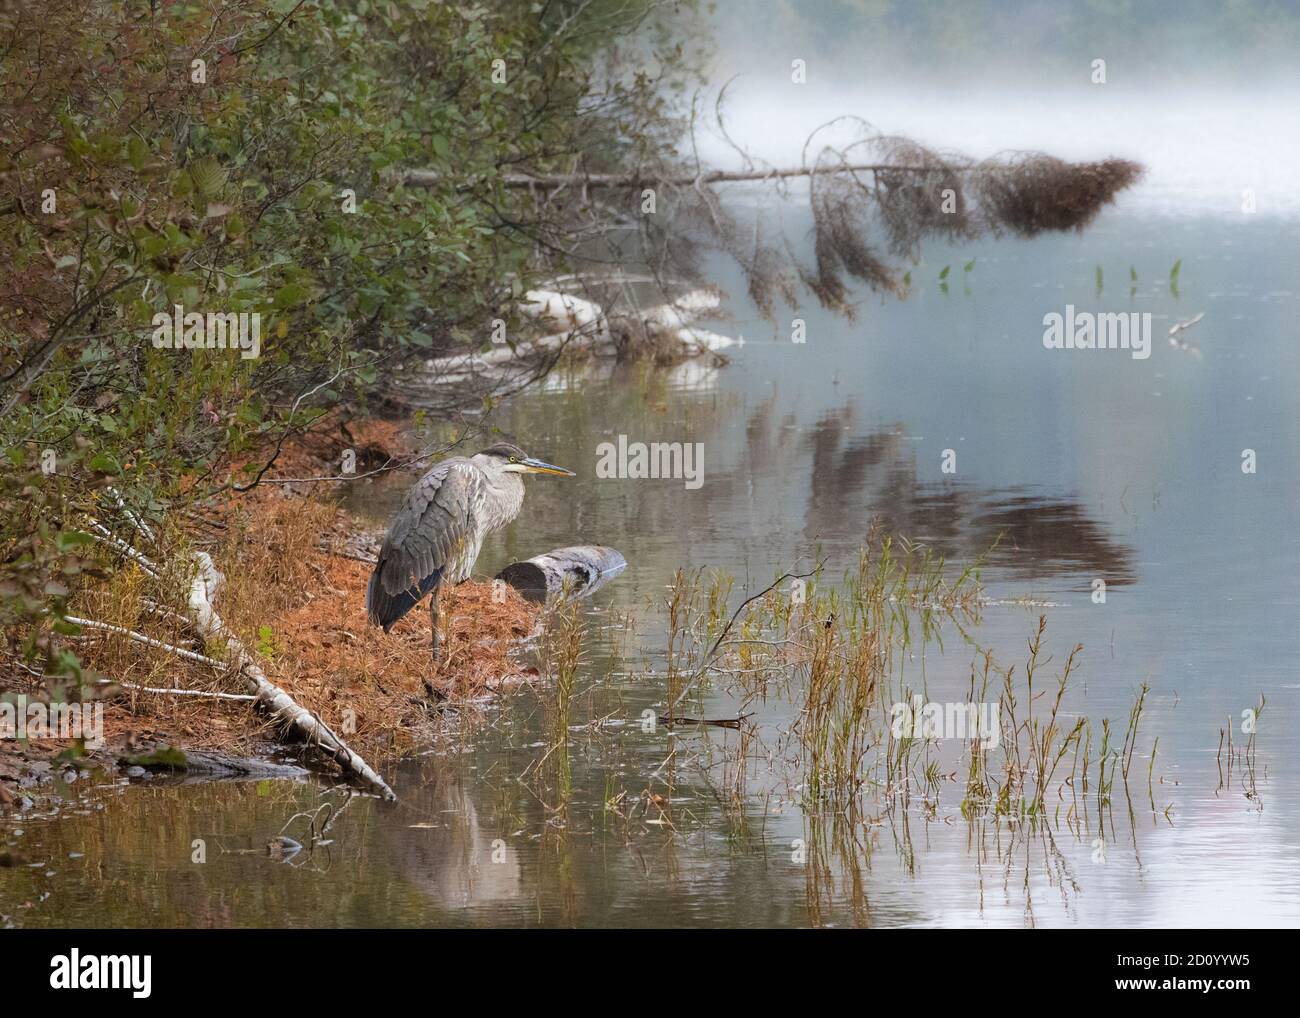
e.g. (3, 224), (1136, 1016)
(409, 111), (1143, 321)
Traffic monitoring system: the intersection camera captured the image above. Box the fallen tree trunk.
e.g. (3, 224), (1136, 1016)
(496, 545), (628, 603)
(406, 154), (1143, 322)
(68, 534), (398, 801)
(403, 163), (956, 189)
(416, 288), (736, 386)
(185, 552), (398, 801)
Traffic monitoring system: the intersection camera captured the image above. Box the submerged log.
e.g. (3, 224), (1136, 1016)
(521, 288), (735, 352)
(495, 545), (627, 604)
(519, 289), (606, 334)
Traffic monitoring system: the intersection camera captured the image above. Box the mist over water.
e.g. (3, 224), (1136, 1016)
(698, 2), (1300, 217)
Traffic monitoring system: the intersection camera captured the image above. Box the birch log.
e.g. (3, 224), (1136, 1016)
(186, 552), (398, 801)
(418, 288), (735, 385)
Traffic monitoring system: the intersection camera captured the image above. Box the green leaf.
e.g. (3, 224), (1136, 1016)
(273, 283), (306, 308)
(127, 135), (149, 171)
(88, 453), (122, 475)
(188, 156), (227, 198)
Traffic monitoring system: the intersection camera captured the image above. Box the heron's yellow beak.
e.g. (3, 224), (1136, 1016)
(521, 457), (575, 476)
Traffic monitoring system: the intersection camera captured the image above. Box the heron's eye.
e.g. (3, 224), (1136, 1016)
(508, 455), (518, 463)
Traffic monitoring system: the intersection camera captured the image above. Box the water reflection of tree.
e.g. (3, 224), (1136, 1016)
(730, 397), (1137, 587)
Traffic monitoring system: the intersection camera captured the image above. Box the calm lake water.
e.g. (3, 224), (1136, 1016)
(4, 198), (1299, 927)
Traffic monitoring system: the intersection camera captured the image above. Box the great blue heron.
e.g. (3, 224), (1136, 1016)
(365, 442), (574, 656)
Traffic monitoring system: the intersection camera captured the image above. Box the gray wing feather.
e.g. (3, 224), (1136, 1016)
(365, 461), (485, 630)
(377, 460), (482, 595)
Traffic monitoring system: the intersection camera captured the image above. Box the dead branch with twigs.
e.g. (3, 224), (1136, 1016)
(409, 109), (1143, 325)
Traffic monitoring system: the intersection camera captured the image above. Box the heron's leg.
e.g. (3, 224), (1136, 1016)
(429, 587), (441, 662)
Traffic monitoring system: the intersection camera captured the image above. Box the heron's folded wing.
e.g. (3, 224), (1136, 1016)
(376, 461), (482, 596)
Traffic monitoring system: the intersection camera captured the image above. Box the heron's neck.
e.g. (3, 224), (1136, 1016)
(487, 468), (525, 513)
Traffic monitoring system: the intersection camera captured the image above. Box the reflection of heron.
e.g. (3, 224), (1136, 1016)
(376, 767), (525, 910)
(366, 442), (574, 656)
